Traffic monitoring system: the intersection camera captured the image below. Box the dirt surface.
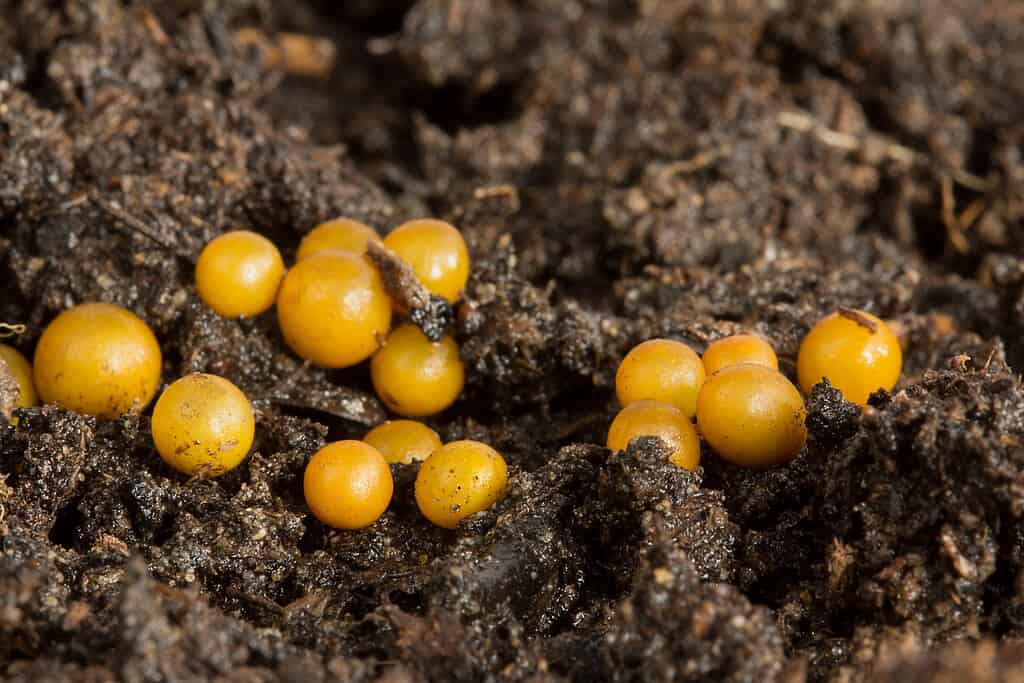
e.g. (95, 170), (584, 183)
(3, 1), (1024, 681)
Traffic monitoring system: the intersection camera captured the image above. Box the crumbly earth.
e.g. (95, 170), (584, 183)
(3, 1), (1024, 681)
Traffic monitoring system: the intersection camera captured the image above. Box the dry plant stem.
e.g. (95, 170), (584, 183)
(838, 308), (879, 333)
(366, 241), (453, 342)
(91, 196), (192, 259)
(367, 241), (432, 311)
(777, 109), (995, 192)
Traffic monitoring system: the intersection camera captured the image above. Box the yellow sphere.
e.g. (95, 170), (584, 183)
(34, 303), (162, 419)
(797, 310), (902, 406)
(304, 440), (394, 529)
(615, 339), (705, 418)
(415, 440), (508, 529)
(702, 334), (778, 376)
(297, 218), (382, 261)
(364, 420), (442, 464)
(383, 219), (470, 303)
(195, 230), (285, 318)
(606, 399), (701, 470)
(370, 324), (464, 417)
(151, 373), (255, 477)
(0, 344), (37, 414)
(276, 251), (392, 368)
(696, 364), (807, 467)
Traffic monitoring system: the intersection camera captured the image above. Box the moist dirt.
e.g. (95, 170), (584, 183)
(3, 2), (1024, 681)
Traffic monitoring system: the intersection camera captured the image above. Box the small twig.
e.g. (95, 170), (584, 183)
(473, 184), (521, 211)
(957, 198), (987, 231)
(941, 175), (969, 254)
(54, 193), (90, 213)
(262, 395), (383, 426)
(983, 347), (997, 372)
(777, 109), (996, 192)
(949, 169), (995, 193)
(227, 588), (285, 616)
(366, 241), (432, 312)
(153, 583), (198, 604)
(838, 308), (879, 333)
(657, 145), (732, 180)
(140, 7), (170, 46)
(365, 241), (453, 342)
(91, 196), (188, 257)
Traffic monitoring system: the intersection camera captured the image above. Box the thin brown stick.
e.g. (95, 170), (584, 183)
(838, 308), (879, 333)
(777, 109), (996, 192)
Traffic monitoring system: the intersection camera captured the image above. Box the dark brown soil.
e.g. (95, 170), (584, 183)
(3, 2), (1024, 681)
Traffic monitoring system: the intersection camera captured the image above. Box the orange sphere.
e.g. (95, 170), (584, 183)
(797, 309), (902, 406)
(615, 339), (705, 418)
(370, 324), (464, 417)
(303, 440), (394, 530)
(195, 230), (285, 318)
(606, 399), (701, 470)
(383, 219), (469, 303)
(33, 303), (162, 419)
(415, 440), (508, 528)
(0, 344), (37, 413)
(151, 373), (255, 477)
(696, 363), (807, 467)
(297, 218), (382, 261)
(702, 334), (778, 376)
(276, 251), (392, 368)
(363, 420), (442, 464)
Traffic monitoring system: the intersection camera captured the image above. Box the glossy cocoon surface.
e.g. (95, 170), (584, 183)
(606, 399), (701, 470)
(797, 310), (902, 406)
(297, 218), (382, 260)
(33, 303), (162, 419)
(304, 440), (393, 529)
(0, 344), (37, 413)
(276, 251), (392, 368)
(415, 440), (508, 529)
(616, 339), (705, 418)
(696, 363), (807, 467)
(195, 230), (285, 318)
(364, 420), (442, 464)
(151, 373), (255, 477)
(383, 219), (469, 303)
(702, 334), (779, 376)
(371, 324), (464, 417)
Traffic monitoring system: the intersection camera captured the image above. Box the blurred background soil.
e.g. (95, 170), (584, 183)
(3, 1), (1024, 681)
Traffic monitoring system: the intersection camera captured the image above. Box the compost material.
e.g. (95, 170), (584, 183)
(3, 1), (1024, 681)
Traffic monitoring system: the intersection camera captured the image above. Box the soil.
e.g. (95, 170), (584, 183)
(2, 1), (1024, 681)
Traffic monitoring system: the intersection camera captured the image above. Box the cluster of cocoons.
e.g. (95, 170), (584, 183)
(195, 218), (469, 418)
(303, 421), (508, 530)
(0, 219), (495, 540)
(8, 299), (504, 529)
(0, 217), (480, 536)
(608, 311), (902, 469)
(3, 301), (253, 477)
(6, 246), (898, 532)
